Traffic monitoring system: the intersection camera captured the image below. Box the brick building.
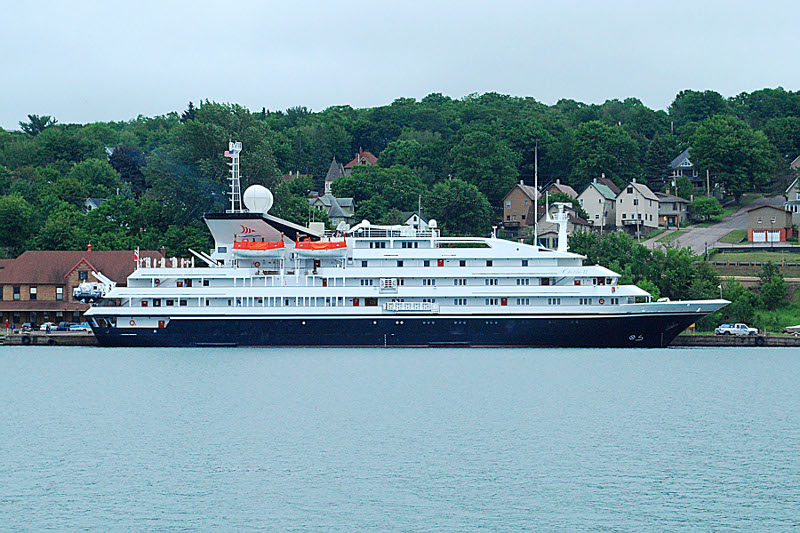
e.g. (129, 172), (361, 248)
(0, 250), (162, 327)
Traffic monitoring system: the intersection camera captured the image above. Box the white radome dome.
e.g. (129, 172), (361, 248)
(428, 219), (438, 228)
(243, 185), (273, 214)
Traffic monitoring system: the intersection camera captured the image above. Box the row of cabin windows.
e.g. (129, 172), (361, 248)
(366, 259), (538, 268)
(137, 296), (628, 308)
(1, 286), (63, 301)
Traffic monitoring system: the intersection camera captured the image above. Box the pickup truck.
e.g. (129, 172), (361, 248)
(715, 323), (758, 336)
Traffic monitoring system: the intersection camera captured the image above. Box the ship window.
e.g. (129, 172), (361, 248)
(205, 300), (210, 306)
(218, 247), (227, 253)
(486, 260), (493, 267)
(365, 298), (378, 307)
(541, 278), (551, 286)
(180, 300), (187, 306)
(360, 279), (374, 286)
(184, 279), (192, 287)
(485, 298), (499, 305)
(166, 300), (174, 306)
(485, 278), (498, 286)
(422, 278), (435, 286)
(424, 260), (430, 267)
(362, 261), (368, 267)
(454, 279), (467, 286)
(397, 278), (405, 286)
(516, 298), (530, 305)
(227, 299), (232, 306)
(153, 299), (161, 307)
(459, 260), (466, 267)
(422, 298), (436, 303)
(397, 260), (404, 267)
(516, 279), (529, 285)
(454, 298), (467, 306)
(522, 260), (528, 267)
(547, 298), (561, 305)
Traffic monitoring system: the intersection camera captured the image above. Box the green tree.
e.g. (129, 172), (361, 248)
(427, 179), (492, 236)
(689, 196), (724, 222)
(449, 131), (519, 206)
(570, 121), (641, 190)
(109, 145), (147, 197)
(762, 117), (800, 162)
(669, 90), (729, 127)
(0, 194), (35, 255)
(758, 262), (786, 309)
(690, 115), (777, 202)
(19, 114), (58, 136)
(67, 158), (122, 197)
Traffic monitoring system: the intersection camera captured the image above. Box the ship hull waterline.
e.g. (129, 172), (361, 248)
(90, 312), (707, 348)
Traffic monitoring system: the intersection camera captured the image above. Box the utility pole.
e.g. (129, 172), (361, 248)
(706, 170), (711, 197)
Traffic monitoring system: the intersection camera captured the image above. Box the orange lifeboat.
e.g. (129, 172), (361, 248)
(294, 238), (348, 257)
(233, 240), (286, 257)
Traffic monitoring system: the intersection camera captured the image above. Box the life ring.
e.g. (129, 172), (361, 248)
(21, 335), (31, 345)
(154, 279), (160, 285)
(129, 320), (136, 326)
(755, 336), (765, 346)
(47, 338), (57, 346)
(253, 261), (261, 267)
(599, 298), (605, 305)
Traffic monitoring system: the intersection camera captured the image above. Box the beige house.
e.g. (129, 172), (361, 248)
(545, 179), (578, 199)
(747, 205), (793, 242)
(577, 179), (617, 230)
(502, 181), (540, 232)
(616, 180), (659, 233)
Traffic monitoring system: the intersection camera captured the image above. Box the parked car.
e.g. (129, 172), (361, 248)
(39, 322), (56, 331)
(69, 322), (92, 332)
(21, 322), (35, 332)
(783, 325), (800, 336)
(56, 322), (75, 331)
(715, 323), (758, 336)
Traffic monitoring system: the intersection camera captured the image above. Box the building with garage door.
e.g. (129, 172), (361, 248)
(746, 205), (793, 242)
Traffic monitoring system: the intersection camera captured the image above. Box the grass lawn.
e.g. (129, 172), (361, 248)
(719, 229), (748, 244)
(643, 228), (666, 240)
(657, 229), (687, 242)
(709, 250), (800, 263)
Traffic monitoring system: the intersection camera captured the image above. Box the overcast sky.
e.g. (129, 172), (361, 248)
(2, 0), (798, 129)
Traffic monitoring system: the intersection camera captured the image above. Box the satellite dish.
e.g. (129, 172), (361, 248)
(243, 185), (273, 213)
(428, 219), (438, 229)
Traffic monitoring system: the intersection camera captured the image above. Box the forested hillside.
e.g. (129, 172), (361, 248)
(1, 88), (799, 257)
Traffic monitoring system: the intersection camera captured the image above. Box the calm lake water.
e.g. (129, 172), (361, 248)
(1, 346), (799, 530)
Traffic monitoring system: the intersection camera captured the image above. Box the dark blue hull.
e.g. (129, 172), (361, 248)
(90, 313), (704, 348)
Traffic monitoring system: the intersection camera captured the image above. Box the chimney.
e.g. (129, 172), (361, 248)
(601, 173), (605, 179)
(520, 179), (524, 186)
(666, 188), (670, 196)
(556, 179), (560, 185)
(593, 178), (597, 184)
(632, 178), (637, 184)
(87, 242), (92, 253)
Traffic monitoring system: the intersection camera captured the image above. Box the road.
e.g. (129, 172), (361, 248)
(646, 196), (785, 254)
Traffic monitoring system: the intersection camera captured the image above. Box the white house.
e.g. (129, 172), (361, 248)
(616, 180), (659, 233)
(577, 179), (617, 230)
(784, 176), (800, 225)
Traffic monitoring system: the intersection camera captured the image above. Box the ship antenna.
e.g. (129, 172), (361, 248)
(534, 142), (538, 247)
(224, 141), (243, 213)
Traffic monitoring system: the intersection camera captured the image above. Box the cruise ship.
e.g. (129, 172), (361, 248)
(86, 143), (728, 348)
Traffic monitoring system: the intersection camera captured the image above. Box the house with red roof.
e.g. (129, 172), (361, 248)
(343, 148), (378, 175)
(0, 249), (161, 327)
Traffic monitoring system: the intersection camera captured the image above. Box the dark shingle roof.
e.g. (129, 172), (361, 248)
(669, 148), (692, 170)
(324, 158), (345, 183)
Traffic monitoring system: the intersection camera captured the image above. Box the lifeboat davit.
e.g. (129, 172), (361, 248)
(233, 240), (286, 257)
(294, 238), (348, 257)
